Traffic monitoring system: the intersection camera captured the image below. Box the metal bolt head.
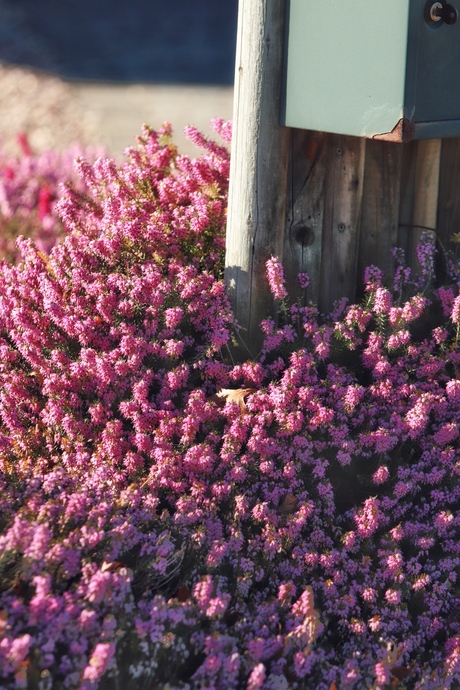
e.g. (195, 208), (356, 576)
(430, 2), (443, 21)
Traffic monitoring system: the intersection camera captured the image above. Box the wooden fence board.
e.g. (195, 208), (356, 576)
(318, 134), (365, 312)
(408, 139), (442, 274)
(283, 129), (325, 305)
(397, 140), (419, 258)
(437, 138), (460, 261)
(358, 139), (402, 290)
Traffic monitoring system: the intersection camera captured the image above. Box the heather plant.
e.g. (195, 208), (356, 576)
(0, 134), (103, 262)
(0, 123), (459, 690)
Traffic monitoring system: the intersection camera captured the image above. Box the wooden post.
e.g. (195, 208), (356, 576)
(225, 0), (290, 354)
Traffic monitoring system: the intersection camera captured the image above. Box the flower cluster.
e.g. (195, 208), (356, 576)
(0, 124), (459, 690)
(0, 133), (102, 262)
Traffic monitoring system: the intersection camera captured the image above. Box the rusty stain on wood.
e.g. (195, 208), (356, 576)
(372, 117), (414, 144)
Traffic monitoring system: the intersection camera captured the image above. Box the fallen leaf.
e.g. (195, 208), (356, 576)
(391, 665), (413, 681)
(101, 561), (123, 572)
(176, 584), (191, 602)
(277, 493), (298, 515)
(208, 386), (256, 413)
(223, 609), (242, 626)
(37, 250), (58, 280)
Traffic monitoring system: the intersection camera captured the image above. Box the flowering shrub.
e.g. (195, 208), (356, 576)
(0, 123), (459, 690)
(0, 134), (102, 262)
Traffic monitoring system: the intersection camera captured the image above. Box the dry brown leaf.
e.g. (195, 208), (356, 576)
(277, 493), (298, 515)
(391, 666), (413, 681)
(101, 561), (123, 572)
(176, 584), (191, 602)
(208, 386), (256, 413)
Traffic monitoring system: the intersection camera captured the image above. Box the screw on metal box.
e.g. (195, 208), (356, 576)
(430, 2), (443, 20)
(427, 1), (458, 25)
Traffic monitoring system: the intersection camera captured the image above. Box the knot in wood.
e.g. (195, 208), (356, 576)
(291, 222), (314, 247)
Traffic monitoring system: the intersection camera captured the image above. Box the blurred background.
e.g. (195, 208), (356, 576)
(0, 0), (237, 156)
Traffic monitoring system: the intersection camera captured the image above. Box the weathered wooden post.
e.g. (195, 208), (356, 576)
(226, 0), (460, 354)
(225, 0), (290, 354)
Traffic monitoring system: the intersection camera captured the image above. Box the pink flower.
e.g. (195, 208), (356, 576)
(265, 256), (288, 300)
(412, 574), (431, 590)
(362, 588), (377, 603)
(373, 466), (389, 484)
(446, 379), (460, 402)
(82, 642), (115, 682)
(278, 582), (297, 605)
(374, 661), (390, 686)
(354, 497), (381, 538)
(373, 287), (391, 314)
(246, 662), (266, 690)
(6, 634), (32, 669)
(385, 588), (401, 605)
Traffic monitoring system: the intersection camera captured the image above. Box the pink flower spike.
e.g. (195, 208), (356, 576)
(266, 256), (288, 300)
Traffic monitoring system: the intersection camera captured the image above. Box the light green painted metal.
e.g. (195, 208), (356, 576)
(283, 0), (410, 137)
(282, 0), (460, 140)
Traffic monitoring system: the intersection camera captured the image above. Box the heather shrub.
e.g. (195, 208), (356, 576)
(0, 123), (459, 690)
(0, 134), (103, 262)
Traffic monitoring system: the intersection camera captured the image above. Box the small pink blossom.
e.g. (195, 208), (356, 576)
(246, 662), (266, 690)
(373, 287), (391, 314)
(385, 588), (401, 605)
(354, 497), (381, 538)
(373, 466), (389, 484)
(374, 661), (390, 686)
(82, 642), (115, 682)
(265, 256), (288, 300)
(412, 574), (431, 590)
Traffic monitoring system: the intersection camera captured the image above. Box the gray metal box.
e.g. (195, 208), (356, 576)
(282, 0), (460, 141)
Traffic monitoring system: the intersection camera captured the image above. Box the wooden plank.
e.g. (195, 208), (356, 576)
(409, 139), (441, 270)
(318, 134), (366, 313)
(437, 138), (460, 261)
(397, 139), (418, 258)
(283, 129), (326, 305)
(358, 138), (402, 291)
(225, 0), (290, 354)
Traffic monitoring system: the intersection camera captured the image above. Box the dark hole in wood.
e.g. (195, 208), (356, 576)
(292, 223), (314, 247)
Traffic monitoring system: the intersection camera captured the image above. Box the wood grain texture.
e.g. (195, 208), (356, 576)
(225, 0), (290, 354)
(284, 129), (325, 305)
(318, 134), (365, 312)
(226, 3), (458, 346)
(437, 138), (460, 258)
(408, 139), (441, 271)
(358, 139), (402, 291)
(397, 140), (419, 258)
